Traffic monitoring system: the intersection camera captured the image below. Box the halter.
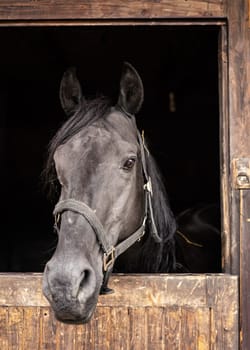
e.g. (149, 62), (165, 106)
(53, 109), (161, 294)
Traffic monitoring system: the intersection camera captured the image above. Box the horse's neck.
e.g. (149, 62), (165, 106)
(114, 233), (176, 273)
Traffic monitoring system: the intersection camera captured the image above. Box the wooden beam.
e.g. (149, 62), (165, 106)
(0, 1), (226, 21)
(240, 190), (250, 349)
(0, 273), (237, 308)
(226, 1), (250, 349)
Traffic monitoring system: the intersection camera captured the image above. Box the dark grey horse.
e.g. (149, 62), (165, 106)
(43, 63), (220, 324)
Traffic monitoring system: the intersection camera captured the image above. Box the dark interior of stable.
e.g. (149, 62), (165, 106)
(0, 26), (220, 272)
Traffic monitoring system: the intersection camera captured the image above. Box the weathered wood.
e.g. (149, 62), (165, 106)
(39, 307), (57, 350)
(239, 190), (250, 350)
(0, 274), (239, 349)
(8, 307), (23, 350)
(109, 307), (130, 350)
(207, 276), (239, 349)
(227, 0), (250, 161)
(0, 273), (228, 307)
(218, 24), (231, 274)
(164, 306), (181, 349)
(226, 1), (250, 349)
(0, 307), (8, 349)
(249, 0), (250, 27)
(22, 307), (40, 349)
(129, 308), (147, 350)
(0, 19), (227, 27)
(147, 307), (165, 350)
(0, 1), (225, 21)
(226, 0), (250, 272)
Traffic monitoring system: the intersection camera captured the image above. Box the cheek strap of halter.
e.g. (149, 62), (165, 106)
(137, 130), (162, 243)
(117, 104), (162, 243)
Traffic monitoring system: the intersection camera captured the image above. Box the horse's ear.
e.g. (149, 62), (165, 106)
(118, 62), (144, 115)
(59, 67), (84, 116)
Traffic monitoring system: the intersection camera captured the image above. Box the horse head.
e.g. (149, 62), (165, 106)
(42, 63), (155, 323)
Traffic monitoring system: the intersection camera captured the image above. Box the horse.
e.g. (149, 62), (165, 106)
(175, 203), (221, 273)
(42, 62), (221, 324)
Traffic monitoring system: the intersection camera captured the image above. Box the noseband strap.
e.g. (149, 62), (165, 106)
(54, 199), (146, 261)
(54, 199), (111, 254)
(53, 198), (146, 294)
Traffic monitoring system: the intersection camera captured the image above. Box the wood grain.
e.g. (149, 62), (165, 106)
(0, 273), (239, 349)
(239, 190), (250, 350)
(0, 273), (228, 307)
(0, 1), (225, 21)
(226, 1), (250, 348)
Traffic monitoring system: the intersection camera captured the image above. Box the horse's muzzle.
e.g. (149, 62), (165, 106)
(42, 259), (100, 324)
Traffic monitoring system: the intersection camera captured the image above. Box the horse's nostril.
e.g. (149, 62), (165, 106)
(79, 269), (91, 289)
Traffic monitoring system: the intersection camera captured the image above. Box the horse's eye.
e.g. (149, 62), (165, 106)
(122, 157), (136, 170)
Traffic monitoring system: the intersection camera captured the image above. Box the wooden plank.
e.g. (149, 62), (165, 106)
(0, 307), (8, 350)
(196, 307), (210, 350)
(227, 0), (250, 186)
(146, 307), (165, 350)
(226, 0), (250, 273)
(8, 307), (24, 350)
(218, 24), (231, 273)
(226, 1), (250, 349)
(0, 273), (232, 307)
(0, 0), (226, 21)
(55, 321), (76, 350)
(164, 306), (181, 349)
(109, 307), (130, 350)
(180, 307), (211, 350)
(90, 307), (111, 350)
(0, 19), (227, 27)
(249, 0), (250, 27)
(0, 273), (46, 307)
(207, 276), (239, 349)
(180, 307), (198, 349)
(74, 323), (92, 349)
(240, 189), (250, 350)
(39, 307), (57, 350)
(22, 307), (40, 350)
(129, 307), (147, 350)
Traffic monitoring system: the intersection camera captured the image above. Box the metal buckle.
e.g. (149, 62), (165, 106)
(54, 213), (61, 232)
(103, 247), (115, 271)
(144, 176), (153, 196)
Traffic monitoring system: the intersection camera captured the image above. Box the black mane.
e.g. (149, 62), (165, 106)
(145, 153), (177, 271)
(123, 150), (177, 273)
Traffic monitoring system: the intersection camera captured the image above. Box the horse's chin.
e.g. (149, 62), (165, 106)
(55, 308), (95, 324)
(52, 300), (97, 324)
(43, 281), (101, 325)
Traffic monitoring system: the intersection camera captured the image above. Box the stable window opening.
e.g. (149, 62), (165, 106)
(0, 26), (220, 272)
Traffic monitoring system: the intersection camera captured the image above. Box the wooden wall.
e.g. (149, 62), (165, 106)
(0, 274), (238, 350)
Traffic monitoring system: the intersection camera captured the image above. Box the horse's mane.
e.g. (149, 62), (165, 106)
(44, 96), (111, 199)
(136, 151), (177, 273)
